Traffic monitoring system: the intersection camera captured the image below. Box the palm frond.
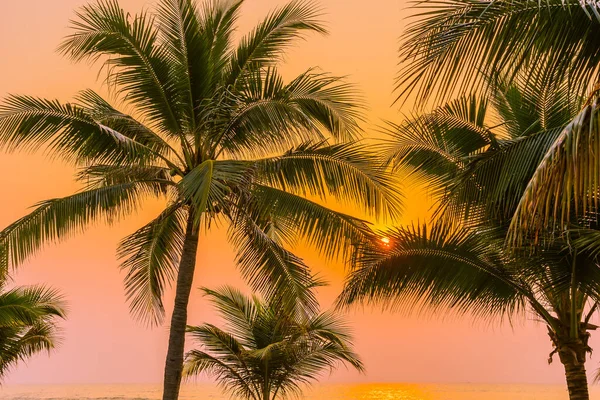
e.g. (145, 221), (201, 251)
(156, 0), (209, 131)
(228, 211), (318, 314)
(75, 89), (181, 163)
(280, 69), (363, 141)
(255, 141), (402, 220)
(0, 181), (164, 269)
(198, 0), (244, 83)
(119, 204), (187, 325)
(76, 164), (175, 193)
(509, 99), (600, 245)
(0, 95), (156, 165)
(217, 68), (364, 158)
(338, 222), (526, 320)
(200, 286), (258, 348)
(248, 184), (372, 261)
(382, 95), (490, 191)
(0, 284), (65, 381)
(59, 0), (182, 133)
(397, 0), (600, 104)
(448, 127), (563, 222)
(183, 349), (259, 399)
(0, 286), (66, 327)
(225, 0), (326, 87)
(491, 66), (583, 138)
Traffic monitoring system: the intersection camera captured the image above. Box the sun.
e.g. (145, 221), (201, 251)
(381, 237), (391, 246)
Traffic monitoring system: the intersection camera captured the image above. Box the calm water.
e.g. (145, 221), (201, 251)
(3, 383), (600, 400)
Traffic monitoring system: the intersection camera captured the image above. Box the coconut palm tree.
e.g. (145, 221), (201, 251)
(339, 221), (600, 400)
(339, 71), (600, 399)
(0, 1), (399, 399)
(0, 281), (66, 381)
(395, 0), (600, 241)
(185, 286), (363, 400)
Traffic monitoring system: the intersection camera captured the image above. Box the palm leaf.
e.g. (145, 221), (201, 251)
(255, 141), (402, 220)
(397, 0), (600, 104)
(339, 221), (526, 320)
(248, 184), (372, 261)
(0, 181), (164, 269)
(59, 0), (182, 133)
(0, 95), (156, 165)
(225, 0), (326, 87)
(228, 211), (318, 314)
(118, 204), (187, 325)
(509, 99), (600, 245)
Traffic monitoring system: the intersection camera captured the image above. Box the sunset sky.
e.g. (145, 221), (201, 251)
(1, 0), (592, 386)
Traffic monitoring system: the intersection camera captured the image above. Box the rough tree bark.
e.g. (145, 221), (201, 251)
(550, 329), (591, 400)
(162, 214), (199, 400)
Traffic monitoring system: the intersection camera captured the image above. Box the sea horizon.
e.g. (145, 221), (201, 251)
(4, 382), (600, 400)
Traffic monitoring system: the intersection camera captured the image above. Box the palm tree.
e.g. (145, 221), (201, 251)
(339, 222), (599, 400)
(0, 281), (66, 381)
(339, 71), (600, 399)
(0, 1), (400, 399)
(395, 0), (600, 240)
(184, 286), (364, 400)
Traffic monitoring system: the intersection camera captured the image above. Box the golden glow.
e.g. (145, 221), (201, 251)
(0, 0), (560, 386)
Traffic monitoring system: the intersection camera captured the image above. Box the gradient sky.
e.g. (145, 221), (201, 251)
(1, 0), (594, 386)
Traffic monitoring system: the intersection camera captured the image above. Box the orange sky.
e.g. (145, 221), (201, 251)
(1, 0), (593, 386)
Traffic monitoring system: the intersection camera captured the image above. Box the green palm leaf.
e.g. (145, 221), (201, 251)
(119, 204), (187, 325)
(255, 141), (401, 220)
(226, 0), (326, 87)
(59, 0), (182, 133)
(339, 222), (526, 320)
(0, 181), (165, 268)
(509, 99), (600, 245)
(184, 286), (362, 400)
(396, 0), (600, 104)
(248, 184), (372, 260)
(229, 211), (318, 314)
(0, 95), (155, 165)
(0, 284), (65, 380)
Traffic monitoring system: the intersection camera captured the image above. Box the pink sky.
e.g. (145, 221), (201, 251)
(0, 0), (593, 386)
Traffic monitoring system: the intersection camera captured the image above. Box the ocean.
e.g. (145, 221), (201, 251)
(3, 383), (600, 400)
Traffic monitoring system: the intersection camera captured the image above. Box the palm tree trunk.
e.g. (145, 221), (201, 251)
(263, 361), (270, 400)
(562, 359), (589, 400)
(556, 339), (590, 400)
(162, 214), (199, 400)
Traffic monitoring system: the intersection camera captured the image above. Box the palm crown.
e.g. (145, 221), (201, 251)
(185, 286), (363, 400)
(0, 281), (66, 381)
(0, 1), (400, 398)
(395, 0), (600, 241)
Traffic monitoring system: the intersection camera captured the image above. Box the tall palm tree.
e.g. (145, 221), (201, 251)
(0, 281), (66, 381)
(184, 286), (364, 400)
(339, 71), (600, 399)
(0, 1), (400, 399)
(395, 0), (600, 240)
